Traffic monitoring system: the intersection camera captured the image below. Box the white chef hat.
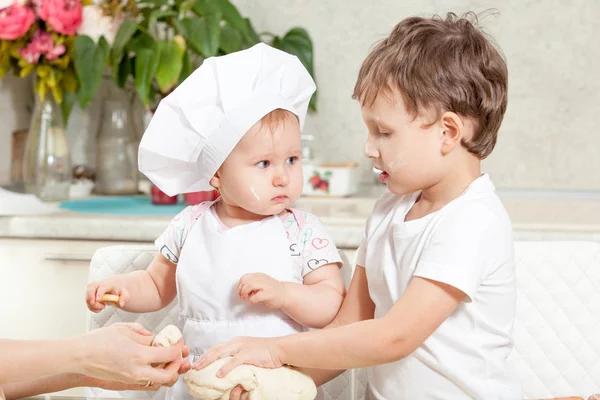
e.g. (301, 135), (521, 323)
(138, 42), (316, 196)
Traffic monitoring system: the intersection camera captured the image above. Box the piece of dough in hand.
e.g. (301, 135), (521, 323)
(183, 357), (317, 400)
(151, 325), (183, 368)
(152, 325), (183, 347)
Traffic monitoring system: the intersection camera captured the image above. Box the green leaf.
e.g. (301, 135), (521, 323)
(61, 90), (76, 124)
(193, 0), (248, 38)
(111, 20), (137, 67)
(192, 0), (220, 16)
(219, 22), (242, 53)
(137, 0), (169, 6)
(242, 18), (260, 47)
(126, 32), (156, 54)
(134, 47), (159, 106)
(277, 28), (314, 75)
(178, 50), (193, 85)
(114, 55), (132, 88)
(74, 35), (110, 109)
(155, 40), (183, 93)
(174, 16), (221, 57)
(148, 10), (178, 28)
(272, 28), (317, 111)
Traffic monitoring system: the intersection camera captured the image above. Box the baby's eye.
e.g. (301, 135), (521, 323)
(379, 132), (390, 138)
(286, 156), (298, 165)
(256, 160), (270, 169)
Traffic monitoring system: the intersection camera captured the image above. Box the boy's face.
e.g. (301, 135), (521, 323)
(212, 115), (303, 216)
(361, 90), (447, 196)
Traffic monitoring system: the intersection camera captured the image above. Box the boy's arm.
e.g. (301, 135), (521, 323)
(200, 276), (463, 377)
(277, 276), (464, 370)
(280, 264), (346, 328)
(298, 265), (375, 386)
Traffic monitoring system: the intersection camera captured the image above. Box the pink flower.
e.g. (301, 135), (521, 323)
(19, 41), (41, 63)
(38, 0), (82, 35)
(45, 42), (64, 59)
(19, 29), (65, 64)
(0, 2), (36, 40)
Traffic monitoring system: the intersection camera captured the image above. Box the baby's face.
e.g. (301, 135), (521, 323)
(361, 89), (447, 196)
(214, 115), (303, 216)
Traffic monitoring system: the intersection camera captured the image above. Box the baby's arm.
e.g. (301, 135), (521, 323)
(87, 205), (203, 313)
(238, 264), (345, 329)
(281, 264), (345, 328)
(87, 254), (177, 313)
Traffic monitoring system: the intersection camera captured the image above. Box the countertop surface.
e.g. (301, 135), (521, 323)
(2, 185), (600, 247)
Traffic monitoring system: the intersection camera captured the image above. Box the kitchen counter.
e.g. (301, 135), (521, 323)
(2, 186), (600, 248)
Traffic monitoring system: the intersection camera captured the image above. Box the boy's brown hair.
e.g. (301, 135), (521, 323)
(353, 12), (508, 159)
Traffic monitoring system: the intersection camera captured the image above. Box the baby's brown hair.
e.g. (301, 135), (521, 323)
(353, 12), (508, 159)
(259, 108), (299, 133)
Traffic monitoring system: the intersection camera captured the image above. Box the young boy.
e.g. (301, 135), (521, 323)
(196, 12), (523, 400)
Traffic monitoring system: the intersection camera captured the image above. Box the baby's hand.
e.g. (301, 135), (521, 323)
(86, 279), (130, 312)
(238, 273), (286, 309)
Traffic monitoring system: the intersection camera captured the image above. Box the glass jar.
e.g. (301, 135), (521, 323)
(23, 93), (71, 201)
(95, 99), (139, 195)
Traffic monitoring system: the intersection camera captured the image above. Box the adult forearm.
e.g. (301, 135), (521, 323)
(281, 282), (344, 328)
(0, 338), (85, 384)
(1, 373), (83, 399)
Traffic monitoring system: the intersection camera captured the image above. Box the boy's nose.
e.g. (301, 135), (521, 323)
(364, 139), (379, 159)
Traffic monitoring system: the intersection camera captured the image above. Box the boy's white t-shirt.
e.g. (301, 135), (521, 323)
(356, 174), (522, 400)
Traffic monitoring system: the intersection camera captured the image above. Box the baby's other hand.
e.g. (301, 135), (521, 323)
(86, 280), (130, 312)
(237, 273), (286, 309)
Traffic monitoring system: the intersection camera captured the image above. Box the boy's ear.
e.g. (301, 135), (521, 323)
(439, 111), (464, 155)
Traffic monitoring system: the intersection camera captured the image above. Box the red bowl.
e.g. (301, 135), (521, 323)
(184, 190), (219, 205)
(151, 185), (178, 205)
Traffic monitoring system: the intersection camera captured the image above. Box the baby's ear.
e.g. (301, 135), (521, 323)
(439, 111), (463, 155)
(209, 173), (221, 189)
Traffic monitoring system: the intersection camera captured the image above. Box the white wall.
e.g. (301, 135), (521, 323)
(233, 0), (600, 190)
(1, 0), (599, 190)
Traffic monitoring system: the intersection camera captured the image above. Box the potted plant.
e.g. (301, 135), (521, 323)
(71, 0), (317, 204)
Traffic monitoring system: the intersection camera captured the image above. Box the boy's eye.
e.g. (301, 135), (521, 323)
(286, 156), (298, 165)
(379, 132), (390, 138)
(256, 160), (270, 169)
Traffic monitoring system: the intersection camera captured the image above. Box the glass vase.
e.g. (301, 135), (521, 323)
(23, 93), (71, 202)
(94, 99), (139, 195)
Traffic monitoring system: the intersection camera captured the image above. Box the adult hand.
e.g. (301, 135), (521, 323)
(76, 323), (187, 387)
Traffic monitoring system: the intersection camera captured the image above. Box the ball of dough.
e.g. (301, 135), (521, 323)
(150, 325), (183, 369)
(183, 357), (317, 400)
(152, 325), (183, 347)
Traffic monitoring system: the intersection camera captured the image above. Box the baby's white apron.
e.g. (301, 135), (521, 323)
(167, 203), (311, 399)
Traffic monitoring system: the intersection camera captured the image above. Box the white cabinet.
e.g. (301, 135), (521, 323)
(0, 238), (139, 340)
(0, 240), (360, 340)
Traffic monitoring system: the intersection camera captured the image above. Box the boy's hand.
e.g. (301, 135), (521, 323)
(238, 273), (286, 309)
(86, 279), (130, 312)
(192, 336), (283, 377)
